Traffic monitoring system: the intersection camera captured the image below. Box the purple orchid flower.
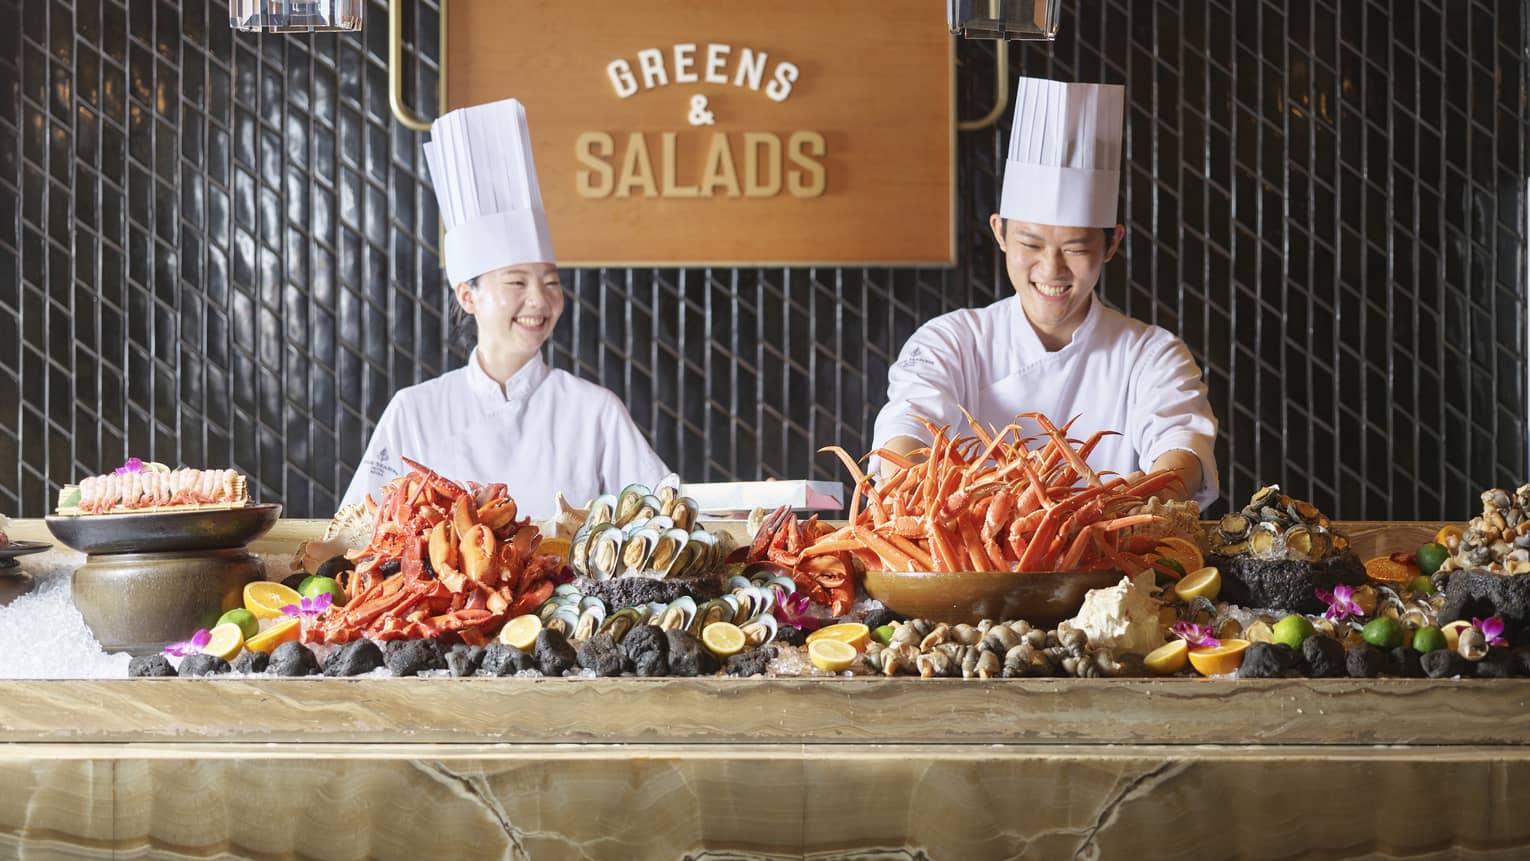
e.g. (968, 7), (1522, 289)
(1170, 621), (1220, 649)
(114, 457), (146, 475)
(279, 592), (334, 618)
(1472, 616), (1509, 648)
(1315, 584), (1364, 622)
(163, 628), (212, 657)
(772, 590), (823, 632)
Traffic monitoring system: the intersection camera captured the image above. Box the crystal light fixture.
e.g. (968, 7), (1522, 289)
(947, 0), (1060, 40)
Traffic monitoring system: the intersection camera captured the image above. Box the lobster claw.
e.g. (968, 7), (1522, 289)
(427, 520), (459, 574)
(461, 524), (495, 583)
(478, 496), (519, 534)
(452, 493), (480, 540)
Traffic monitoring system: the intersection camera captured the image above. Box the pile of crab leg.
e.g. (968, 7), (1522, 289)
(804, 412), (1183, 579)
(305, 458), (563, 646)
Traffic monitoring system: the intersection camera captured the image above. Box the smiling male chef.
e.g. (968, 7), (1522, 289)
(872, 76), (1220, 507)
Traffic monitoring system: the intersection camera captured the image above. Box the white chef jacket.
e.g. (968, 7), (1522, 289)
(873, 295), (1220, 508)
(340, 352), (671, 519)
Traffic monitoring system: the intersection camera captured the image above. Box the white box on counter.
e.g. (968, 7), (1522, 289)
(680, 480), (844, 518)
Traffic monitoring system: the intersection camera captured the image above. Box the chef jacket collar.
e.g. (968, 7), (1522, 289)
(1012, 292), (1103, 358)
(466, 349), (550, 404)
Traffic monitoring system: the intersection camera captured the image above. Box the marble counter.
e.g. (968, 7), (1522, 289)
(3, 517), (1520, 859)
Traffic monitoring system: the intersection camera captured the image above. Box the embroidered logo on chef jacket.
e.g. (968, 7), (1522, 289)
(365, 447), (395, 480)
(899, 346), (935, 369)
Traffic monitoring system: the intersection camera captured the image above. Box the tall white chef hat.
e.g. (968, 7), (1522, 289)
(423, 98), (555, 285)
(999, 77), (1125, 228)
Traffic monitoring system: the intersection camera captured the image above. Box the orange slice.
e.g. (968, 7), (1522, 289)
(1187, 639), (1250, 676)
(1364, 555), (1418, 584)
(538, 537), (572, 562)
(244, 581), (304, 620)
(1153, 537), (1205, 576)
(805, 622), (871, 651)
(244, 618), (300, 653)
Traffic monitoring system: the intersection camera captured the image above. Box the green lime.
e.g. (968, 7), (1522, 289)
(1408, 575), (1437, 595)
(1412, 625), (1447, 654)
(1416, 543), (1449, 577)
(1361, 616), (1404, 649)
(297, 575), (319, 594)
(872, 624), (896, 645)
(216, 608), (260, 641)
(299, 575), (346, 607)
(1152, 558), (1187, 587)
(1271, 614), (1317, 650)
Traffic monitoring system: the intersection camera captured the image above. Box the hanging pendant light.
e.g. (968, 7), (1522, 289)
(947, 0), (1060, 40)
(229, 0), (363, 33)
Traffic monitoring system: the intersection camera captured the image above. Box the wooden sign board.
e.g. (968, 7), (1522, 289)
(446, 0), (955, 267)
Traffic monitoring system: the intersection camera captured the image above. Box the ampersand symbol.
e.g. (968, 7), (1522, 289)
(687, 94), (715, 126)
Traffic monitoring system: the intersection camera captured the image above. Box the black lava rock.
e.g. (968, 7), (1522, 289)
(775, 626), (808, 647)
(859, 608), (898, 631)
(1207, 551), (1367, 614)
(316, 554), (355, 581)
(576, 632), (631, 677)
(1237, 642), (1294, 678)
(621, 625), (669, 677)
(269, 641), (320, 676)
(1421, 649), (1469, 679)
(177, 654), (231, 677)
(385, 639), (447, 677)
(1476, 653), (1514, 679)
(323, 639), (385, 676)
(1388, 646), (1424, 678)
(664, 629), (720, 677)
(478, 642), (537, 676)
(725, 647), (776, 677)
(232, 650), (270, 674)
(280, 571), (308, 592)
(128, 654), (177, 677)
(533, 629), (579, 676)
(446, 644), (485, 677)
(1440, 570), (1530, 642)
(1345, 644), (1385, 678)
(1302, 636), (1346, 678)
(577, 573), (725, 608)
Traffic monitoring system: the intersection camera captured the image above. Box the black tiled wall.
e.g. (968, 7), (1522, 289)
(1, 0), (1526, 519)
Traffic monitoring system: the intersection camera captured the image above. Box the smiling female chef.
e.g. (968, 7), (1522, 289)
(872, 77), (1219, 507)
(340, 98), (669, 518)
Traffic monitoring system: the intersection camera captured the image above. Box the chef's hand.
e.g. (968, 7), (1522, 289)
(877, 435), (927, 478)
(1145, 451), (1203, 503)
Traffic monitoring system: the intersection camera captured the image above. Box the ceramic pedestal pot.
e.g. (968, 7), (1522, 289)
(72, 549), (262, 655)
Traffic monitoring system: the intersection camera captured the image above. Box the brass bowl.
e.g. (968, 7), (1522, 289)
(71, 549), (263, 655)
(863, 569), (1125, 626)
